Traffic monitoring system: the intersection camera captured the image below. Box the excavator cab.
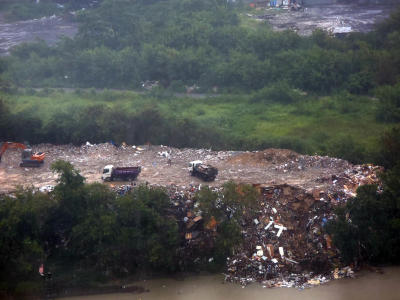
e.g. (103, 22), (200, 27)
(20, 148), (45, 167)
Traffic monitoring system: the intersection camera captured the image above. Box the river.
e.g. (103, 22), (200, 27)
(59, 267), (400, 300)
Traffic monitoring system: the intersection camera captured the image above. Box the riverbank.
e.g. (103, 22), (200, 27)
(58, 266), (400, 300)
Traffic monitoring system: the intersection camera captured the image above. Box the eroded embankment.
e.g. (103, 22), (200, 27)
(0, 144), (381, 287)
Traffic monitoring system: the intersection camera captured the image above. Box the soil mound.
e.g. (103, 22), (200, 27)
(227, 149), (300, 166)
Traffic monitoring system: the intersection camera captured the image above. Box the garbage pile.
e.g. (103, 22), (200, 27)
(1, 143), (381, 194)
(107, 179), (371, 289)
(308, 163), (382, 203)
(163, 184), (220, 269)
(229, 170), (382, 288)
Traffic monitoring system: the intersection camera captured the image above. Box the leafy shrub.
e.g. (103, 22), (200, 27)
(327, 135), (365, 164)
(251, 81), (301, 104)
(375, 84), (400, 123)
(347, 71), (374, 94)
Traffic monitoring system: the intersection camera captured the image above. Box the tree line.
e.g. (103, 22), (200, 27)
(0, 0), (398, 96)
(0, 96), (224, 149)
(0, 1), (399, 124)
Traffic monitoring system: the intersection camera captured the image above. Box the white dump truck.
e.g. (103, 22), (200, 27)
(102, 165), (141, 181)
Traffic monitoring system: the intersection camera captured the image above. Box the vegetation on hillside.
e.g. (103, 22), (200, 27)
(0, 0), (399, 95)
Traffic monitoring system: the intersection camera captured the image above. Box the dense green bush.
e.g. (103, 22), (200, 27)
(250, 81), (302, 104)
(327, 135), (366, 164)
(375, 84), (400, 122)
(1, 97), (226, 148)
(327, 128), (400, 264)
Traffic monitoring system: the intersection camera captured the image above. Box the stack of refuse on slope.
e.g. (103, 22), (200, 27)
(224, 183), (359, 288)
(310, 163), (383, 203)
(165, 184), (221, 269)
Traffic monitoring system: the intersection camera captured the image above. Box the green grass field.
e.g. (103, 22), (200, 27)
(3, 89), (392, 163)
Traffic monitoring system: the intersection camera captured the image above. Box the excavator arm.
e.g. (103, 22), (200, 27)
(0, 142), (26, 162)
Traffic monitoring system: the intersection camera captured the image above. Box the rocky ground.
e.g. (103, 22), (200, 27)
(247, 4), (393, 35)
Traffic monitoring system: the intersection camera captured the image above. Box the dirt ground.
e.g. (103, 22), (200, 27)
(249, 4), (393, 35)
(0, 143), (377, 195)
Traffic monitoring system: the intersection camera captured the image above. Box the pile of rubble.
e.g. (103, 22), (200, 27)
(246, 3), (392, 36)
(224, 184), (338, 288)
(107, 173), (378, 289)
(156, 181), (363, 289)
(221, 164), (380, 288)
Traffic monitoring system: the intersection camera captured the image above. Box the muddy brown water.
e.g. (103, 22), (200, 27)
(59, 267), (400, 300)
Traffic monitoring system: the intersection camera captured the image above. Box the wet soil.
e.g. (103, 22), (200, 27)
(249, 4), (393, 35)
(0, 143), (368, 194)
(0, 13), (77, 55)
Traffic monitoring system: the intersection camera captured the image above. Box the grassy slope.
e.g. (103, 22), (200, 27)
(4, 90), (390, 158)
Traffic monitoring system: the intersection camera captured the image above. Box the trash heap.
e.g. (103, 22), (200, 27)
(308, 163), (382, 203)
(164, 184), (221, 269)
(103, 160), (380, 289)
(107, 180), (370, 288)
(224, 183), (359, 288)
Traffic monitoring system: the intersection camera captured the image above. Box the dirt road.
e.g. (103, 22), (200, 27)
(0, 143), (379, 196)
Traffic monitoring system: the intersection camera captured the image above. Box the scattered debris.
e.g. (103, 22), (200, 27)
(246, 4), (392, 36)
(0, 143), (381, 289)
(223, 183), (361, 288)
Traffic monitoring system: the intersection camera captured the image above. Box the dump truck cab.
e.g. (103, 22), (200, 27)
(102, 165), (114, 181)
(189, 160), (203, 171)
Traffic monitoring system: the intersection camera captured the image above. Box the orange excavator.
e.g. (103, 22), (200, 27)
(0, 142), (45, 167)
